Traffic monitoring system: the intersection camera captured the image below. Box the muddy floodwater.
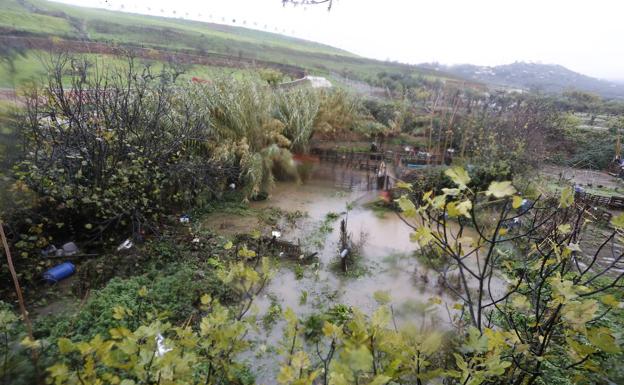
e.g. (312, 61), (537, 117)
(250, 179), (444, 317)
(229, 164), (498, 381)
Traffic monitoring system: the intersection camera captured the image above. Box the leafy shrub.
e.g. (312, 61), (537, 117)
(69, 266), (206, 339)
(275, 88), (320, 152)
(14, 56), (220, 246)
(199, 77), (298, 197)
(0, 302), (36, 385)
(313, 89), (363, 139)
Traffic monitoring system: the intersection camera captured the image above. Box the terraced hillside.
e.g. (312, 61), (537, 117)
(0, 0), (456, 88)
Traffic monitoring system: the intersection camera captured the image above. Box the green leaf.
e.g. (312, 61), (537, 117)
(277, 365), (296, 384)
(237, 246), (257, 259)
(373, 290), (391, 305)
(445, 167), (471, 190)
(223, 241), (233, 250)
(369, 375), (392, 385)
(562, 300), (598, 332)
(600, 294), (620, 308)
(291, 351), (311, 370)
(485, 181), (516, 198)
(462, 327), (488, 353)
(560, 186), (574, 208)
(611, 213), (624, 228)
(511, 295), (530, 311)
(344, 345), (373, 372)
(371, 306), (391, 329)
(410, 226), (434, 246)
(549, 277), (578, 303)
(57, 338), (74, 354)
(137, 286), (148, 297)
(0, 310), (18, 329)
(588, 327), (620, 353)
(47, 363), (69, 379)
(112, 306), (126, 320)
(395, 181), (413, 191)
(396, 195), (417, 217)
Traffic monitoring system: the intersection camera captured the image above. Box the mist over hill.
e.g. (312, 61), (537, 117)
(422, 62), (624, 99)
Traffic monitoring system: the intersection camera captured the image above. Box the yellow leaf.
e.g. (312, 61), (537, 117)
(200, 294), (212, 305)
(57, 338), (74, 354)
(277, 365), (296, 384)
(512, 195), (523, 209)
(112, 306), (126, 320)
(223, 241), (233, 250)
(322, 321), (342, 338)
(429, 296), (442, 305)
(511, 295), (530, 311)
(611, 213), (624, 228)
(485, 181), (516, 198)
(600, 294), (620, 308)
(137, 286), (148, 297)
(410, 226), (434, 246)
(291, 351), (311, 370)
(445, 167), (471, 190)
(588, 327), (620, 353)
(396, 195), (417, 217)
(557, 224), (572, 234)
(20, 336), (41, 350)
(373, 290), (391, 305)
(560, 186), (574, 208)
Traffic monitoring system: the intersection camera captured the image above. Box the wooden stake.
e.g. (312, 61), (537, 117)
(0, 221), (36, 346)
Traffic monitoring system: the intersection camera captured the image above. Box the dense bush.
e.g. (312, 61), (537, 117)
(313, 89), (364, 139)
(275, 87), (320, 152)
(70, 267), (205, 338)
(14, 57), (223, 243)
(561, 128), (614, 169)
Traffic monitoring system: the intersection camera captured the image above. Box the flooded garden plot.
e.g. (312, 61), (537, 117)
(202, 164), (505, 381)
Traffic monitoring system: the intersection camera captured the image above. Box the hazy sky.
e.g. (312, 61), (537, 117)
(54, 0), (624, 80)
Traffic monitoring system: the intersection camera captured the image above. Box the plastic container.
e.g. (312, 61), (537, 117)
(43, 262), (76, 283)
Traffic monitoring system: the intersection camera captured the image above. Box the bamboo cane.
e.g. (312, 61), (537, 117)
(0, 221), (36, 355)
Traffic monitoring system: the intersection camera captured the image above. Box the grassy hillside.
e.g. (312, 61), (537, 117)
(0, 0), (456, 88)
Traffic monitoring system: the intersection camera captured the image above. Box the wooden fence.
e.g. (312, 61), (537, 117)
(310, 149), (447, 168)
(575, 191), (624, 210)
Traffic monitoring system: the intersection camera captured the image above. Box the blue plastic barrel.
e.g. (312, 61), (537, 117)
(43, 262), (76, 283)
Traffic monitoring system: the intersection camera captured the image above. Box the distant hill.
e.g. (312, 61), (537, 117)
(423, 62), (624, 99)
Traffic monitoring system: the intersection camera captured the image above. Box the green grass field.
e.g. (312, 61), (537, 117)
(0, 0), (456, 89)
(0, 50), (263, 88)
